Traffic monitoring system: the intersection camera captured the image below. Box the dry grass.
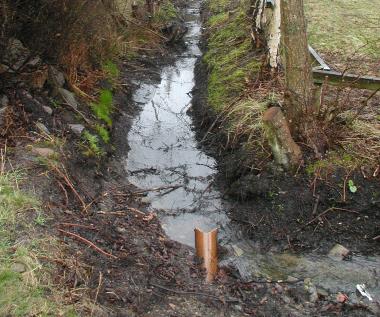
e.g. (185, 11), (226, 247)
(0, 149), (105, 316)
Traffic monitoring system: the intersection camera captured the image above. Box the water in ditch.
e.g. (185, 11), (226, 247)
(124, 1), (380, 311)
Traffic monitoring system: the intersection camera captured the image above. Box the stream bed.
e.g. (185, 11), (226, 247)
(124, 1), (380, 313)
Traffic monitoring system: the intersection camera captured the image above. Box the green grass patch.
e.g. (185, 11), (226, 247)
(0, 171), (74, 316)
(91, 89), (113, 127)
(305, 0), (380, 59)
(102, 60), (120, 79)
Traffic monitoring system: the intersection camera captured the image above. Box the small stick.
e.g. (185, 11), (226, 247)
(59, 223), (98, 231)
(298, 207), (359, 231)
(373, 235), (380, 241)
(58, 229), (117, 259)
(91, 272), (103, 317)
(312, 194), (320, 216)
(132, 184), (182, 195)
(52, 165), (87, 211)
(57, 180), (69, 207)
(150, 283), (239, 303)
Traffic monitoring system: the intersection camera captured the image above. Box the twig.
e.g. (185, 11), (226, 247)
(298, 207), (359, 231)
(373, 235), (380, 241)
(312, 194), (320, 216)
(59, 223), (98, 231)
(58, 229), (117, 259)
(132, 184), (182, 195)
(91, 272), (103, 317)
(150, 283), (239, 303)
(57, 180), (69, 207)
(51, 165), (87, 211)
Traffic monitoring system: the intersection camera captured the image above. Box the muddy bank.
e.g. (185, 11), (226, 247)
(190, 4), (380, 257)
(1, 0), (379, 316)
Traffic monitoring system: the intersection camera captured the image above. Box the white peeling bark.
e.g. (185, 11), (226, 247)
(267, 1), (281, 68)
(254, 0), (281, 68)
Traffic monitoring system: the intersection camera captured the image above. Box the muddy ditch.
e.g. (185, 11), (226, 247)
(115, 0), (380, 315)
(1, 0), (379, 315)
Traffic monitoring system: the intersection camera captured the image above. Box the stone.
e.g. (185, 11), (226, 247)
(2, 38), (30, 71)
(32, 147), (57, 158)
(0, 106), (8, 126)
(58, 88), (78, 110)
(317, 288), (329, 298)
(286, 275), (299, 283)
(328, 244), (350, 261)
(35, 122), (50, 135)
(140, 196), (151, 204)
(42, 106), (53, 115)
(48, 66), (65, 88)
(116, 227), (126, 234)
(0, 95), (9, 107)
(68, 124), (85, 136)
(11, 262), (26, 273)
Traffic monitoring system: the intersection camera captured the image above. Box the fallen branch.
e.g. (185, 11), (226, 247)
(131, 184), (182, 195)
(58, 229), (117, 259)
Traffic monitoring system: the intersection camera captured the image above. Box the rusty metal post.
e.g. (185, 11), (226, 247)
(194, 228), (218, 282)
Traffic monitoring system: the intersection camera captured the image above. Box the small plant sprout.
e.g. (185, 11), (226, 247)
(348, 179), (357, 193)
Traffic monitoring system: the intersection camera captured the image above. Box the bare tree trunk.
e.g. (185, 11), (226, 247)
(280, 0), (314, 134)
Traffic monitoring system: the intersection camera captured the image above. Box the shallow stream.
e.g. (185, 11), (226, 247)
(124, 1), (379, 311)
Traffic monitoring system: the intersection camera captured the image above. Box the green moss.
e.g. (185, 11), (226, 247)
(306, 151), (360, 175)
(102, 60), (120, 79)
(203, 1), (262, 111)
(82, 131), (104, 158)
(96, 124), (110, 143)
(91, 89), (113, 127)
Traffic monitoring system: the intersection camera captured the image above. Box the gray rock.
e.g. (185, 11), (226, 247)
(48, 66), (65, 88)
(317, 288), (329, 298)
(0, 106), (8, 126)
(68, 124), (85, 136)
(11, 262), (26, 273)
(140, 196), (151, 204)
(0, 95), (9, 107)
(58, 88), (78, 110)
(35, 122), (50, 135)
(32, 147), (57, 158)
(328, 244), (350, 260)
(3, 38), (30, 71)
(116, 227), (126, 234)
(42, 106), (53, 115)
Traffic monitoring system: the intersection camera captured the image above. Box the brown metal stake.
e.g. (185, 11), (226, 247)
(194, 228), (218, 282)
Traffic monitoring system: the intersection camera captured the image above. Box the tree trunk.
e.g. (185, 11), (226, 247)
(280, 0), (314, 134)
